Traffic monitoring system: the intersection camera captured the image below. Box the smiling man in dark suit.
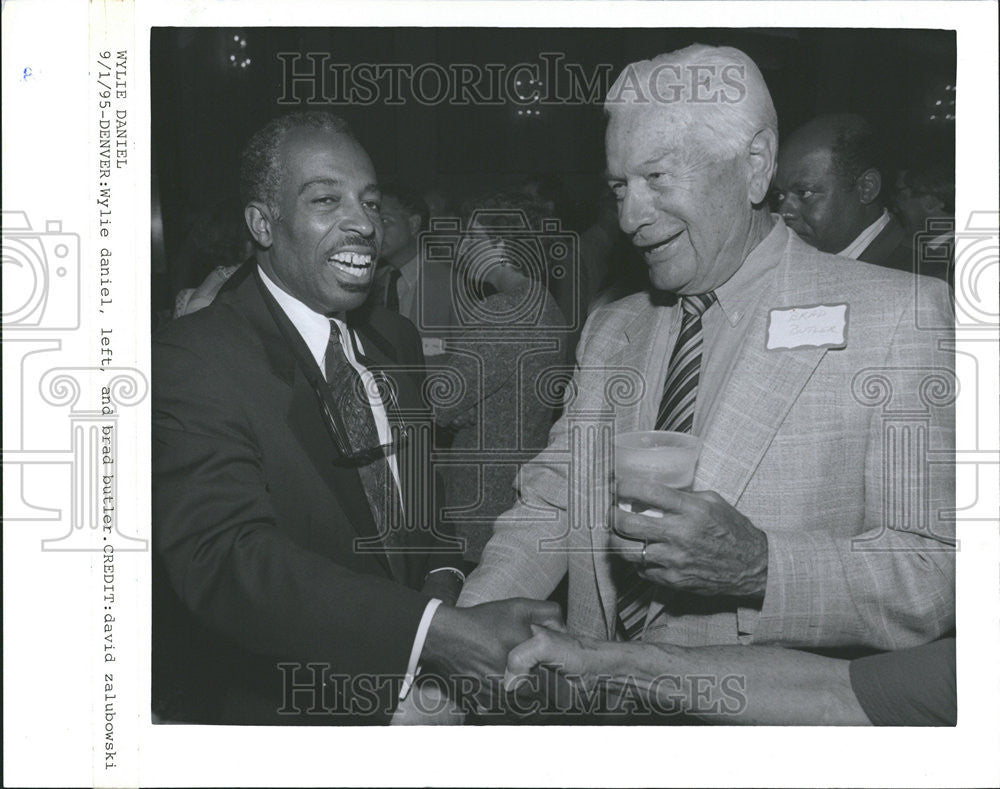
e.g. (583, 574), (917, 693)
(152, 111), (559, 725)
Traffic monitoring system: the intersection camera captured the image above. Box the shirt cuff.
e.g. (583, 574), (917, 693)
(426, 566), (466, 582)
(399, 598), (442, 700)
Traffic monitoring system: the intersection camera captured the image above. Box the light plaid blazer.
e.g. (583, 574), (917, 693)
(459, 229), (955, 650)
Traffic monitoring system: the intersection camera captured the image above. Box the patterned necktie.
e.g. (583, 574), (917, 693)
(616, 292), (717, 640)
(324, 320), (404, 578)
(383, 267), (402, 313)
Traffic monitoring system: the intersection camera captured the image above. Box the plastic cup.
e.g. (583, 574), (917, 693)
(613, 430), (702, 518)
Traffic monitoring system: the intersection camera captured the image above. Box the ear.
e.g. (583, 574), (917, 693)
(245, 202), (275, 249)
(855, 168), (882, 206)
(407, 213), (422, 237)
(747, 128), (778, 205)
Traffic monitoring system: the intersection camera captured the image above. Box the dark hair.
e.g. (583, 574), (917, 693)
(901, 164), (955, 214)
(239, 111), (354, 214)
(825, 114), (886, 186)
(459, 191), (551, 281)
(380, 184), (430, 232)
(461, 190), (546, 233)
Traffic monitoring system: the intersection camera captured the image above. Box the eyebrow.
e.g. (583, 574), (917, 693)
(299, 177), (341, 195)
(785, 176), (822, 190)
(638, 149), (677, 169)
(604, 149), (681, 180)
(298, 178), (381, 196)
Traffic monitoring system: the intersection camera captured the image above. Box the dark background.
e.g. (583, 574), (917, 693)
(150, 27), (956, 309)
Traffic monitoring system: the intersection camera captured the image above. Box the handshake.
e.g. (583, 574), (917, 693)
(414, 598), (568, 719)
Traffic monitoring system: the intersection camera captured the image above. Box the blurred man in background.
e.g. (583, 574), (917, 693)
(775, 113), (922, 275)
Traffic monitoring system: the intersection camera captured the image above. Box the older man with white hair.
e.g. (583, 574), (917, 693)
(458, 45), (954, 671)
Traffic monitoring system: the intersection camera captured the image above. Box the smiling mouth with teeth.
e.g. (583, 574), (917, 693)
(642, 229), (684, 257)
(327, 251), (374, 278)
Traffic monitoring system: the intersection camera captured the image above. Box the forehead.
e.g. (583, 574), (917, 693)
(277, 127), (376, 188)
(380, 195), (409, 215)
(606, 106), (701, 170)
(777, 146), (839, 184)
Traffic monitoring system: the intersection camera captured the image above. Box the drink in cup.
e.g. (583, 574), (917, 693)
(613, 430), (702, 518)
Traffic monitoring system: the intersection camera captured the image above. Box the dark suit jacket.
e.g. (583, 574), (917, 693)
(152, 267), (462, 725)
(858, 214), (952, 284)
(858, 214), (914, 274)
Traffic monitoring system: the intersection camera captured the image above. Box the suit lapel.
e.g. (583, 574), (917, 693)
(645, 326), (830, 625)
(602, 297), (680, 432)
(352, 314), (434, 583)
(643, 247), (830, 631)
(236, 272), (393, 577)
(591, 300), (680, 636)
(352, 319), (422, 416)
(695, 262), (829, 505)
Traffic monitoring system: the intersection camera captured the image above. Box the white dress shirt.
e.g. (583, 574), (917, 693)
(258, 265), (451, 701)
(838, 208), (891, 259)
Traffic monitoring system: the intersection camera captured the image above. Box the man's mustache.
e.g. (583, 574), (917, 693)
(331, 234), (378, 255)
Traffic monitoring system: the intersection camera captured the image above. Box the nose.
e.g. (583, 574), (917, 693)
(340, 197), (378, 240)
(777, 192), (798, 222)
(617, 183), (656, 237)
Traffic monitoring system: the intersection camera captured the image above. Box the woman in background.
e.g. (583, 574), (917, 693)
(433, 192), (568, 564)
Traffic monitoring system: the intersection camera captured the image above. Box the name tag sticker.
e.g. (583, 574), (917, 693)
(766, 303), (849, 350)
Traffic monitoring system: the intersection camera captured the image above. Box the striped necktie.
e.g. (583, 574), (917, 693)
(616, 292), (717, 640)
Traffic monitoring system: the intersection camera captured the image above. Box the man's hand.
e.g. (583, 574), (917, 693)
(504, 625), (615, 695)
(610, 479), (769, 598)
(420, 598), (564, 690)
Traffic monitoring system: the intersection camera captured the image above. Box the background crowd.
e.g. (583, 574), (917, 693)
(151, 30), (957, 727)
(152, 26), (956, 329)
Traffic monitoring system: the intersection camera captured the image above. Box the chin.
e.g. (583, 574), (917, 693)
(648, 261), (692, 294)
(788, 226), (813, 244)
(322, 288), (370, 314)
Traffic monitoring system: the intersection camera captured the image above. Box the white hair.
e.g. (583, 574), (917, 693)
(604, 44), (778, 158)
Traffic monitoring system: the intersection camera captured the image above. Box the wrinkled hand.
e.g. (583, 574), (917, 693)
(611, 479), (769, 598)
(504, 625), (612, 695)
(421, 598), (564, 693)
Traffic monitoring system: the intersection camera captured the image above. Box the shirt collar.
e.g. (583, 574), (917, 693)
(712, 215), (789, 326)
(838, 208), (890, 259)
(257, 264), (345, 370)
